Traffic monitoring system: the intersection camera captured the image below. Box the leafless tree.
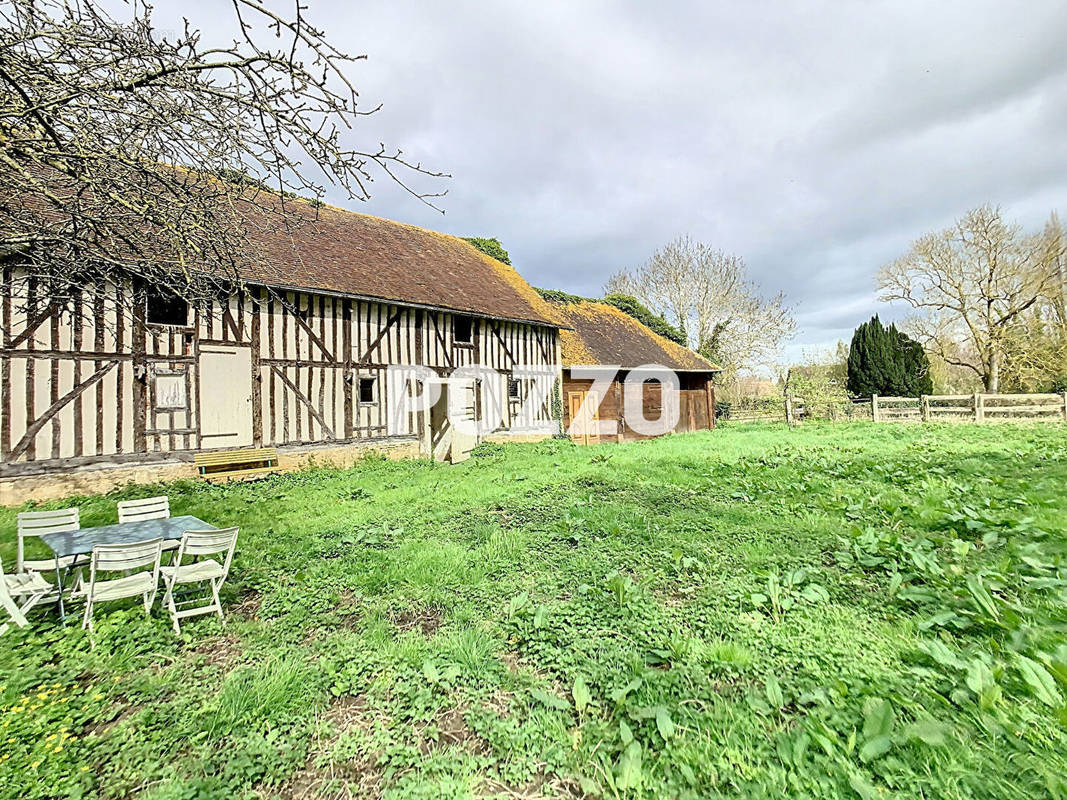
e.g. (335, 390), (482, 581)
(1043, 211), (1066, 330)
(879, 205), (1064, 392)
(606, 236), (795, 383)
(0, 0), (447, 314)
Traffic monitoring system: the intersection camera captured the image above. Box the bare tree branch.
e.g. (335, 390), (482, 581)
(878, 205), (1064, 391)
(0, 0), (449, 316)
(606, 236), (796, 386)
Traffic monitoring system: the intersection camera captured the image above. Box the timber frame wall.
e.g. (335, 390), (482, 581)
(562, 370), (716, 442)
(0, 269), (560, 476)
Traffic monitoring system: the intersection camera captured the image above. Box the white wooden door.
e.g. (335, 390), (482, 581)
(449, 379), (479, 464)
(198, 345), (253, 448)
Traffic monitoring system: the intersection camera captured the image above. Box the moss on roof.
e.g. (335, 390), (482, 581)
(544, 299), (720, 372)
(234, 196), (559, 326)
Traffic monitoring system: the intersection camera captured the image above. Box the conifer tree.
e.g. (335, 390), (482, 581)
(847, 315), (932, 396)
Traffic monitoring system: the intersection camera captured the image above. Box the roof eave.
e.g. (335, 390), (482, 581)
(246, 279), (563, 329)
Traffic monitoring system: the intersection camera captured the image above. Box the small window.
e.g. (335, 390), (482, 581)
(507, 378), (521, 400)
(358, 377), (376, 404)
(153, 369), (187, 410)
(145, 288), (189, 327)
(453, 315), (473, 344)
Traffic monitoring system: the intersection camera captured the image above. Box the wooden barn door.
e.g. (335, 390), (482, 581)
(198, 345), (253, 448)
(568, 390), (600, 446)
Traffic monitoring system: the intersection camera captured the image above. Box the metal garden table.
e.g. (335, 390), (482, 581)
(38, 515), (217, 624)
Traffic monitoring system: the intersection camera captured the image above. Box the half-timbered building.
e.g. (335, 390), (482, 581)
(546, 299), (720, 443)
(0, 200), (562, 497)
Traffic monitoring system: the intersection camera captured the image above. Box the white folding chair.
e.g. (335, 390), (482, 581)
(117, 496), (170, 524)
(78, 539), (164, 632)
(117, 496), (178, 554)
(1, 556), (56, 635)
(17, 508), (81, 575)
(160, 527), (239, 634)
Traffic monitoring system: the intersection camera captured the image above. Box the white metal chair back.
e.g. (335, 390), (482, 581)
(176, 527), (239, 566)
(161, 527), (239, 634)
(117, 496), (170, 524)
(16, 508), (79, 573)
(81, 538), (164, 632)
(91, 539), (164, 575)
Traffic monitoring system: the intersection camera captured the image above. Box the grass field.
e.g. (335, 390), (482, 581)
(1, 422), (1066, 800)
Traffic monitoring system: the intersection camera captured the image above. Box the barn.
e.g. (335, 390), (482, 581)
(547, 299), (720, 443)
(0, 198), (562, 501)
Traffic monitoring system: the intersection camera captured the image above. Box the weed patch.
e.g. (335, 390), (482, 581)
(1, 423), (1066, 797)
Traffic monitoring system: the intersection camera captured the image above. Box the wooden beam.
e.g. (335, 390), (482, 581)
(222, 303), (241, 342)
(8, 299), (60, 350)
(489, 321), (519, 366)
(0, 349), (138, 361)
(271, 290), (336, 363)
(132, 284), (147, 453)
(357, 307), (403, 364)
(24, 276), (36, 460)
(9, 361), (119, 461)
(94, 287), (105, 456)
(1, 267), (10, 458)
(535, 327), (551, 363)
(269, 364), (336, 439)
(431, 312), (454, 368)
(250, 291), (262, 446)
(342, 299), (353, 439)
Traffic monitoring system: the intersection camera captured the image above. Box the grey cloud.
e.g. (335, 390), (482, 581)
(112, 0), (1067, 362)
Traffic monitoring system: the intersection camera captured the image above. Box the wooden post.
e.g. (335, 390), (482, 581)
(704, 378), (715, 431)
(974, 392), (983, 423)
(920, 395), (930, 422)
(785, 395), (794, 426)
(1062, 391), (1067, 422)
(871, 394), (879, 423)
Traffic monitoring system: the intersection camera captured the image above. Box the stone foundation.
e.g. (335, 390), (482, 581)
(0, 438), (420, 506)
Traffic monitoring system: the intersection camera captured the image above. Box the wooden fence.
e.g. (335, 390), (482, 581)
(725, 393), (1067, 425)
(871, 393), (1067, 424)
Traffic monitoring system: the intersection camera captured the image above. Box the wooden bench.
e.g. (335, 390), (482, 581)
(194, 447), (280, 481)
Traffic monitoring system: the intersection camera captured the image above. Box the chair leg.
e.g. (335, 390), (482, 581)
(82, 598), (93, 631)
(164, 579), (181, 635)
(0, 591), (29, 629)
(211, 580), (225, 622)
(20, 594), (45, 620)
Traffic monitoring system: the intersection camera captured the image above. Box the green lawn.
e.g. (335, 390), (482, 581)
(2, 422), (1066, 800)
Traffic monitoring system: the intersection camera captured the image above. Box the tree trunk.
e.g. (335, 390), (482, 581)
(985, 350), (1000, 393)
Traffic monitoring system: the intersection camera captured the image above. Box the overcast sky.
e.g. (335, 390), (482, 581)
(146, 1), (1067, 363)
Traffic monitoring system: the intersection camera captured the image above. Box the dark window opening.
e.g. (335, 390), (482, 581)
(146, 289), (189, 327)
(359, 377), (376, 404)
(508, 378), (521, 400)
(453, 315), (473, 344)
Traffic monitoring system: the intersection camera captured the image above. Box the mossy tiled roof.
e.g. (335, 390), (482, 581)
(546, 299), (719, 372)
(237, 196), (558, 326)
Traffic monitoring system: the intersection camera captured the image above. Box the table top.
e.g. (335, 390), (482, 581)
(39, 515), (217, 559)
